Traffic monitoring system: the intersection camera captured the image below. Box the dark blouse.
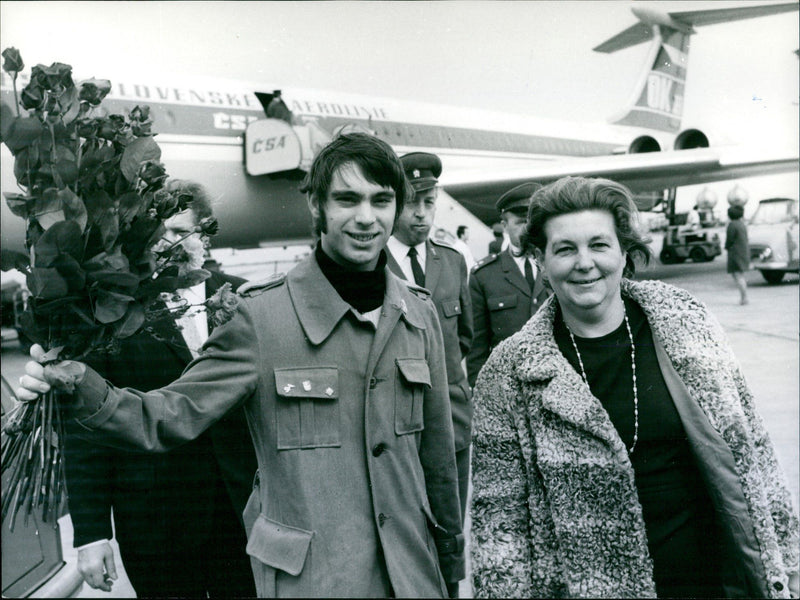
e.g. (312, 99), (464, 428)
(554, 298), (724, 598)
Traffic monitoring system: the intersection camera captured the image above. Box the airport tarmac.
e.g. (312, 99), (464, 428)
(3, 254), (798, 598)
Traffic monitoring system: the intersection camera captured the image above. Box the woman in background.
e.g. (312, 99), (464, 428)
(726, 204), (750, 305)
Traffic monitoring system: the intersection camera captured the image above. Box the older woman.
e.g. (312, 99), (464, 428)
(470, 177), (798, 598)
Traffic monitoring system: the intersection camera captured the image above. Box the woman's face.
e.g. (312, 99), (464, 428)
(541, 209), (626, 320)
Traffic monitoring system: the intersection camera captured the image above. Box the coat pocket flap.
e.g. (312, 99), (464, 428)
(488, 294), (517, 311)
(396, 358), (432, 387)
(274, 366), (339, 399)
(245, 514), (314, 576)
(442, 298), (462, 318)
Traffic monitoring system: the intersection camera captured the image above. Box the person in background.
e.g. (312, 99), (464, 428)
(725, 204), (750, 305)
(21, 134), (464, 599)
(64, 179), (256, 597)
(386, 153), (473, 579)
(469, 176), (799, 598)
(466, 182), (549, 387)
(487, 222), (504, 255)
(453, 225), (476, 272)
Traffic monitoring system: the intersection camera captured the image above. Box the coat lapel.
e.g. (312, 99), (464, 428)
(286, 256), (351, 346)
(385, 249), (406, 281)
(424, 240), (442, 293)
(500, 250), (532, 298)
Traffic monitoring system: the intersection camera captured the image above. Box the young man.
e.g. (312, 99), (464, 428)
(20, 134), (464, 598)
(64, 180), (256, 597)
(385, 152), (473, 535)
(453, 225), (476, 272)
(466, 182), (550, 386)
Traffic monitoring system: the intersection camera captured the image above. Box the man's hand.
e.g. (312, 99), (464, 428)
(16, 344), (52, 402)
(16, 344), (86, 401)
(77, 541), (118, 592)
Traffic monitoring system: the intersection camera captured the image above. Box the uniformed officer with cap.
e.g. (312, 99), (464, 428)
(386, 153), (473, 565)
(466, 181), (550, 386)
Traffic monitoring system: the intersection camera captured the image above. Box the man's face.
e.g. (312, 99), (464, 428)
(393, 187), (437, 247)
(502, 211), (528, 248)
(310, 162), (396, 271)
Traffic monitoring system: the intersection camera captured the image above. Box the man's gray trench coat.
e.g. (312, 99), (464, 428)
(68, 254), (465, 598)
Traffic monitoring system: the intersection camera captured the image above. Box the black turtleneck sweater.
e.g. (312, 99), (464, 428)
(315, 245), (386, 313)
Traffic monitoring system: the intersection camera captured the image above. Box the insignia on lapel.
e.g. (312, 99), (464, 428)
(302, 380), (312, 391)
(283, 383), (295, 393)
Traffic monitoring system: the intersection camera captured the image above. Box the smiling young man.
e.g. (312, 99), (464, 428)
(20, 133), (464, 599)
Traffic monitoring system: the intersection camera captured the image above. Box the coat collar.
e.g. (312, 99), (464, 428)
(500, 248), (532, 298)
(287, 254), (426, 346)
(512, 278), (720, 452)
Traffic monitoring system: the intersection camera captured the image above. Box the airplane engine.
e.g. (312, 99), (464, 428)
(673, 128), (710, 150)
(627, 135), (662, 153)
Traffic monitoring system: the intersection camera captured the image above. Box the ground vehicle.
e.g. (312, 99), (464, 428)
(659, 222), (722, 264)
(748, 198), (800, 284)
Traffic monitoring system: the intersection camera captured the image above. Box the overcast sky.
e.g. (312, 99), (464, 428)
(2, 0), (798, 206)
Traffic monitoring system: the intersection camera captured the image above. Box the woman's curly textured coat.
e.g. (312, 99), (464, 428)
(470, 279), (799, 598)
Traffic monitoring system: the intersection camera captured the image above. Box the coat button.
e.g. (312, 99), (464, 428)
(369, 377), (377, 389)
(372, 443), (386, 457)
(773, 581), (784, 592)
(378, 513), (388, 527)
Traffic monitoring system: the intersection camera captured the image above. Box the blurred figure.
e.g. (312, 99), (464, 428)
(471, 176), (798, 598)
(453, 225), (476, 272)
(725, 204), (750, 305)
(266, 89), (294, 124)
(487, 222), (504, 255)
(466, 182), (548, 386)
(64, 179), (256, 597)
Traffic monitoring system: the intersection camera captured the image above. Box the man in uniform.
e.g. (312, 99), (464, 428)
(20, 134), (464, 598)
(466, 182), (549, 386)
(385, 152), (473, 537)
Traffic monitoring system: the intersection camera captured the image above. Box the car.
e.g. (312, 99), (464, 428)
(748, 198), (800, 284)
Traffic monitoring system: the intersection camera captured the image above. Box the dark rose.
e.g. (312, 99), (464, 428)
(129, 105), (150, 122)
(97, 114), (125, 140)
(76, 117), (99, 138)
(20, 83), (44, 110)
(151, 188), (179, 219)
(30, 65), (49, 89)
(2, 47), (24, 74)
(131, 120), (152, 137)
(78, 79), (112, 106)
(176, 192), (193, 212)
(197, 216), (219, 236)
(42, 62), (74, 91)
(139, 160), (167, 186)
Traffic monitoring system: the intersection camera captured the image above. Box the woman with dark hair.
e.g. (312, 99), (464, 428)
(726, 204), (750, 305)
(470, 176), (798, 598)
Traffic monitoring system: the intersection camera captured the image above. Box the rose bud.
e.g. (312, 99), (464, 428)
(197, 216), (219, 236)
(78, 79), (112, 106)
(139, 160), (167, 185)
(2, 47), (24, 74)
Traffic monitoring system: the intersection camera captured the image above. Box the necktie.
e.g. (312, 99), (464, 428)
(524, 258), (535, 293)
(407, 247), (425, 287)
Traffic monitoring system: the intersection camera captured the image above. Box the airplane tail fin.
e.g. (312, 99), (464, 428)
(595, 2), (800, 133)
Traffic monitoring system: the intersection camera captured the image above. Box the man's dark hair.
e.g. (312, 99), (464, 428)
(457, 225), (468, 239)
(522, 176), (652, 277)
(165, 179), (214, 221)
(299, 133), (412, 236)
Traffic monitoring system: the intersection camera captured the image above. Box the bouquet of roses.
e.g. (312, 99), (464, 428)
(0, 48), (226, 529)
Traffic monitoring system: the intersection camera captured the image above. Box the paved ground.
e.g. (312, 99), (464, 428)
(5, 251), (798, 598)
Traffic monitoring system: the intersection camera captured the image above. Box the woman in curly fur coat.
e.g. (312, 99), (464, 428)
(470, 177), (798, 599)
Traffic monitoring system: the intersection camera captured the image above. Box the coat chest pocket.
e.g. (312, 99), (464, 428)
(488, 294), (517, 312)
(441, 297), (462, 319)
(395, 358), (431, 435)
(274, 367), (340, 450)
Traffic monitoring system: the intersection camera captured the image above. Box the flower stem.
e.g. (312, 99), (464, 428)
(11, 74), (19, 117)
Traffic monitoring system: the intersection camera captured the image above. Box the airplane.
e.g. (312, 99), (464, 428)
(1, 1), (798, 259)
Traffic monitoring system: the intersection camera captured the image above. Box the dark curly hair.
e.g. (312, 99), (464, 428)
(521, 176), (652, 277)
(299, 132), (412, 237)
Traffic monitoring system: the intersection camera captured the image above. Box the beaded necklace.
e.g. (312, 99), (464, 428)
(565, 309), (639, 454)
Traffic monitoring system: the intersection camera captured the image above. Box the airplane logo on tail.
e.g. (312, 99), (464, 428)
(596, 2), (798, 133)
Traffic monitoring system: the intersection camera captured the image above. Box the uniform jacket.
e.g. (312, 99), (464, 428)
(64, 270), (256, 551)
(466, 248), (549, 386)
(471, 279), (799, 598)
(69, 254), (465, 598)
(386, 238), (473, 450)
